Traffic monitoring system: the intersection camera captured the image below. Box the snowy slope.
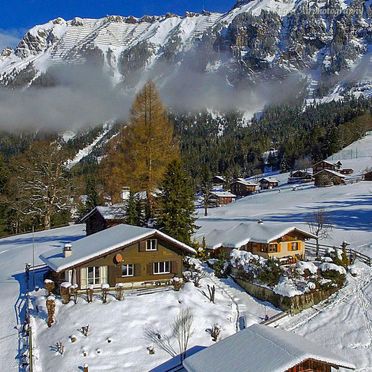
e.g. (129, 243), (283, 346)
(0, 225), (85, 371)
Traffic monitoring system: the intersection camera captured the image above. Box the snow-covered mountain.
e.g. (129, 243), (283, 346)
(0, 0), (371, 98)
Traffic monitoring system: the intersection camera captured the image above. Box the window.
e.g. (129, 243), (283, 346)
(122, 264), (134, 277)
(146, 239), (158, 251)
(290, 242), (299, 251)
(80, 266), (108, 289)
(268, 243), (279, 253)
(153, 261), (170, 275)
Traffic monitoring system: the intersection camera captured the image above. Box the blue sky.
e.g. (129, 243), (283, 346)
(1, 0), (234, 36)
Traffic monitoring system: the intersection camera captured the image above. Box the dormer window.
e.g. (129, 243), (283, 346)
(146, 239), (158, 251)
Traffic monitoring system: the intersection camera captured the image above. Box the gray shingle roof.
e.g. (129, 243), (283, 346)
(40, 224), (196, 272)
(183, 324), (355, 372)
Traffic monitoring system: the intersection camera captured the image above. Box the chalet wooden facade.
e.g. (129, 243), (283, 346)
(230, 179), (259, 197)
(259, 177), (279, 190)
(209, 191), (236, 207)
(312, 160), (338, 173)
(80, 205), (126, 235)
(182, 324), (355, 372)
(41, 224), (196, 290)
(314, 169), (346, 187)
(288, 170), (313, 184)
(202, 221), (316, 261)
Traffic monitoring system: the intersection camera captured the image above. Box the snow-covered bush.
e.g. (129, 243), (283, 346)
(320, 262), (346, 287)
(273, 277), (303, 297)
(257, 258), (283, 287)
(208, 324), (221, 342)
(183, 270), (205, 287)
(296, 261), (317, 277)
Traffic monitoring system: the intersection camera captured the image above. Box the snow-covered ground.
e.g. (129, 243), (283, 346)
(275, 262), (372, 371)
(196, 133), (372, 257)
(0, 225), (85, 371)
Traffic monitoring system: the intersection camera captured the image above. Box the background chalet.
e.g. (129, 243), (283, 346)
(202, 221), (316, 261)
(80, 204), (126, 235)
(231, 178), (259, 197)
(41, 224), (196, 289)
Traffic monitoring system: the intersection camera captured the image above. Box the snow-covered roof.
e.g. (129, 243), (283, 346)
(210, 191), (236, 198)
(80, 204), (126, 222)
(314, 169), (346, 178)
(260, 177), (279, 183)
(40, 224), (196, 272)
(183, 324), (355, 372)
(212, 175), (225, 182)
(202, 222), (317, 250)
(313, 160), (336, 167)
(232, 178), (259, 186)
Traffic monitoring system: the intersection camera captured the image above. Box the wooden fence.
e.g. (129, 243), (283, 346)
(305, 241), (371, 266)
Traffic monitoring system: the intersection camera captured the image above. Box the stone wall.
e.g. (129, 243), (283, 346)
(234, 277), (339, 314)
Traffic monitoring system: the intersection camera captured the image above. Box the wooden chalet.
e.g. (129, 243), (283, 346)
(259, 177), (279, 190)
(230, 178), (259, 197)
(80, 204), (126, 235)
(288, 170), (313, 184)
(312, 160), (338, 173)
(202, 221), (316, 261)
(209, 191), (236, 207)
(364, 170), (372, 181)
(40, 224), (196, 290)
(314, 169), (346, 187)
(211, 175), (225, 186)
(182, 324), (355, 372)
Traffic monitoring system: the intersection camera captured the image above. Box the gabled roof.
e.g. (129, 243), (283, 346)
(314, 169), (346, 178)
(313, 160), (336, 167)
(210, 191), (236, 198)
(232, 178), (259, 186)
(259, 177), (279, 183)
(183, 324), (355, 372)
(202, 222), (316, 250)
(40, 224), (196, 272)
(212, 175), (225, 182)
(80, 204), (126, 223)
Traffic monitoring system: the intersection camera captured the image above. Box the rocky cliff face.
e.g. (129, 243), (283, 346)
(0, 0), (371, 99)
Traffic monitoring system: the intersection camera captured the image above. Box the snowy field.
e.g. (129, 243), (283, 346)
(0, 225), (85, 371)
(197, 133), (372, 257)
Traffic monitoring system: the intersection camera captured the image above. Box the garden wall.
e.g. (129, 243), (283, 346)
(234, 277), (339, 314)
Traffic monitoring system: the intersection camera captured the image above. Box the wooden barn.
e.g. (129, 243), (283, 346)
(314, 169), (346, 187)
(211, 175), (225, 186)
(288, 170), (313, 184)
(259, 177), (279, 190)
(312, 160), (338, 173)
(202, 221), (316, 261)
(41, 224), (196, 290)
(80, 204), (126, 235)
(209, 191), (236, 207)
(230, 178), (259, 197)
(182, 324), (355, 372)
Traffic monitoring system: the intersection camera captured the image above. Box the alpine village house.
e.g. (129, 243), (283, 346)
(202, 221), (316, 263)
(41, 224), (196, 290)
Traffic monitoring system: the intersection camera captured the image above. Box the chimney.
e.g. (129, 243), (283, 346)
(257, 219), (263, 224)
(63, 243), (72, 258)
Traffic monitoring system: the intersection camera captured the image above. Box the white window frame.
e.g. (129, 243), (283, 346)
(122, 264), (134, 277)
(146, 239), (158, 251)
(80, 266), (108, 289)
(290, 242), (299, 251)
(153, 261), (170, 275)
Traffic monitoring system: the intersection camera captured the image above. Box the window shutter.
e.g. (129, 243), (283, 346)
(171, 261), (178, 274)
(147, 263), (153, 275)
(80, 268), (87, 289)
(100, 266), (108, 285)
(134, 264), (141, 277)
(139, 240), (147, 252)
(277, 244), (281, 253)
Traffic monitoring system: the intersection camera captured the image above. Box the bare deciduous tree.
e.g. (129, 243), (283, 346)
(307, 209), (333, 257)
(144, 308), (194, 361)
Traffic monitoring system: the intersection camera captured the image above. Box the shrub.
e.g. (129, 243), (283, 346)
(257, 258), (283, 286)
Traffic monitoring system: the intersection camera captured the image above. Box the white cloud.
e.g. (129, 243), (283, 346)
(0, 29), (22, 51)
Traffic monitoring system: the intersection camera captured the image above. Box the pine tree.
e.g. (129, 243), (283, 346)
(125, 191), (137, 225)
(157, 160), (196, 245)
(85, 176), (100, 211)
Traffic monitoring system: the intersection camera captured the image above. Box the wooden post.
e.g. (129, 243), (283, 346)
(83, 364), (88, 372)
